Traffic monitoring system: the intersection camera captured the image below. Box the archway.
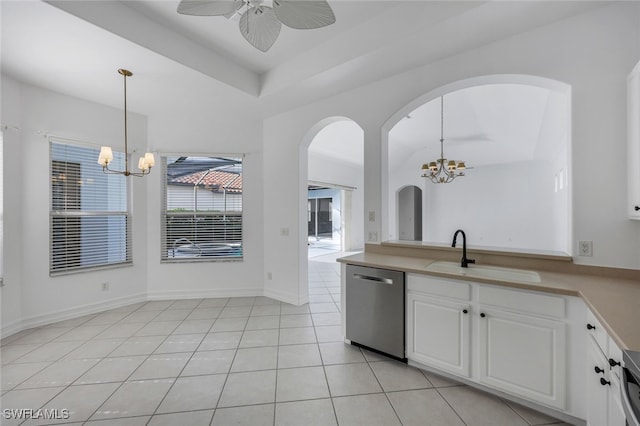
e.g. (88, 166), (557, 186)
(382, 75), (572, 254)
(298, 117), (364, 305)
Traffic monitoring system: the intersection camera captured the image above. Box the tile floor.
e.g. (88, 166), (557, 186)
(0, 258), (571, 425)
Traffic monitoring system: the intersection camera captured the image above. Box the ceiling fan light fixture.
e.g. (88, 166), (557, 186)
(177, 0), (243, 16)
(239, 5), (281, 52)
(273, 0), (336, 30)
(177, 0), (336, 52)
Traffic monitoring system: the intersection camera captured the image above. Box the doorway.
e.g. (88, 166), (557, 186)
(308, 197), (333, 239)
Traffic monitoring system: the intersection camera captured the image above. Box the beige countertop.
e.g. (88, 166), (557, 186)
(337, 252), (640, 352)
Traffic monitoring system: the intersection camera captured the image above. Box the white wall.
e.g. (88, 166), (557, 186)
(0, 73), (265, 335)
(0, 76), (149, 335)
(144, 95), (264, 300)
(422, 160), (561, 252)
(263, 2), (640, 303)
(1, 77), (24, 333)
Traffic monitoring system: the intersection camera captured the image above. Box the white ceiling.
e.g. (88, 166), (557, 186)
(0, 0), (599, 164)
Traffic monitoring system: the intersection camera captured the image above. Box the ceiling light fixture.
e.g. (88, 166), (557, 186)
(98, 69), (155, 177)
(177, 0), (336, 52)
(421, 96), (466, 184)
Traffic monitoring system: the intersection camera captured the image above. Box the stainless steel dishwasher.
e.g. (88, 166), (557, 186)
(345, 264), (406, 360)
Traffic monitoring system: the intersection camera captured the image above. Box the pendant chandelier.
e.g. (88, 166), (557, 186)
(421, 96), (466, 184)
(98, 69), (155, 177)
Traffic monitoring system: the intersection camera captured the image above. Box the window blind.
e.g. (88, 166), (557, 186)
(50, 140), (131, 274)
(161, 156), (243, 262)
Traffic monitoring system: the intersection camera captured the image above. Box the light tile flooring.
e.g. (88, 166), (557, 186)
(0, 259), (571, 425)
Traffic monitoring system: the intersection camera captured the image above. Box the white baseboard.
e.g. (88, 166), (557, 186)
(147, 287), (263, 301)
(1, 292), (147, 339)
(263, 287), (306, 305)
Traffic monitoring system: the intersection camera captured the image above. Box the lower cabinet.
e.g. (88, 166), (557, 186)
(587, 337), (609, 426)
(407, 273), (568, 412)
(477, 307), (566, 410)
(406, 292), (470, 377)
(585, 313), (626, 426)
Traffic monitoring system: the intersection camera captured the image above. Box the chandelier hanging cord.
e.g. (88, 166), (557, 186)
(122, 69), (131, 175)
(98, 68), (155, 177)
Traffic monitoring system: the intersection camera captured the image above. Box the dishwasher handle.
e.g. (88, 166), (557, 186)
(352, 273), (394, 285)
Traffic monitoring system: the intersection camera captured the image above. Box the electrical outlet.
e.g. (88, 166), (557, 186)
(368, 211), (375, 222)
(101, 282), (109, 291)
(578, 240), (593, 257)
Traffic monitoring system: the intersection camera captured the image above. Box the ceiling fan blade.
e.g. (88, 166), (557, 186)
(273, 0), (336, 30)
(239, 6), (281, 52)
(177, 0), (243, 16)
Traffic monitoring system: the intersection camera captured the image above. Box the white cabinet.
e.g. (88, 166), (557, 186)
(628, 62), (640, 219)
(587, 337), (610, 426)
(406, 274), (568, 410)
(407, 292), (470, 377)
(585, 309), (626, 426)
(477, 307), (566, 409)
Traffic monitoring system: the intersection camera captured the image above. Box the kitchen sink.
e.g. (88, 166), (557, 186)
(425, 261), (541, 283)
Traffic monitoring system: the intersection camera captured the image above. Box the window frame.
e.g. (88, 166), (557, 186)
(49, 138), (132, 276)
(160, 154), (244, 263)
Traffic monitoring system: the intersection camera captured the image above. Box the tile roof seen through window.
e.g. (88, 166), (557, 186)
(170, 169), (242, 193)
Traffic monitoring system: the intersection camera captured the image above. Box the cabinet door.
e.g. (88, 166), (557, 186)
(586, 337), (609, 426)
(477, 308), (566, 409)
(628, 64), (640, 219)
(406, 292), (470, 377)
(607, 375), (627, 426)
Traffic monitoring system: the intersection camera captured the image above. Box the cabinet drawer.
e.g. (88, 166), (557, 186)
(586, 308), (608, 354)
(407, 273), (471, 301)
(478, 284), (566, 319)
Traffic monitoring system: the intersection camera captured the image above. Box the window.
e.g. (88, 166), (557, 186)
(50, 140), (131, 274)
(161, 156), (243, 262)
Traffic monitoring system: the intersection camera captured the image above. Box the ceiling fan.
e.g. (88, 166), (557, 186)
(177, 0), (336, 52)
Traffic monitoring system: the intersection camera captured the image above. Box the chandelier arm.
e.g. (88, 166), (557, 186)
(102, 164), (152, 177)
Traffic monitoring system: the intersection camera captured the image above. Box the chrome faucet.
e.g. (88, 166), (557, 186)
(452, 229), (475, 268)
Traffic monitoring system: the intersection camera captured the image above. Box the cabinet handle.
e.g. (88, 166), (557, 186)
(609, 358), (621, 367)
(600, 377), (611, 386)
(594, 366), (605, 374)
(462, 309), (468, 314)
(635, 205), (640, 211)
(586, 323), (596, 330)
(480, 313), (486, 318)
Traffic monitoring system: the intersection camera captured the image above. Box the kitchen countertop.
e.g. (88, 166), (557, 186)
(337, 251), (640, 352)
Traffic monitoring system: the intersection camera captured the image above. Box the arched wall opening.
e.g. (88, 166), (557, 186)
(382, 75), (572, 254)
(297, 117), (365, 302)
